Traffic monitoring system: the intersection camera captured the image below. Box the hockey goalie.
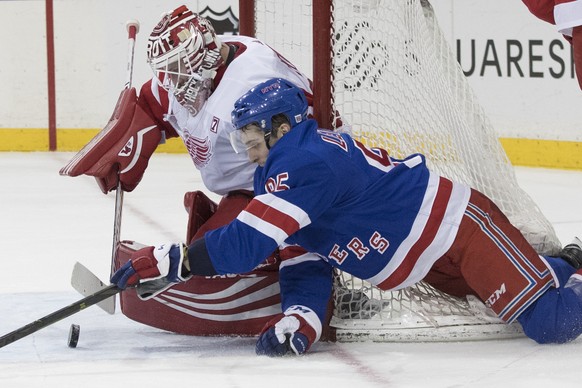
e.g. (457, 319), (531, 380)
(60, 5), (321, 336)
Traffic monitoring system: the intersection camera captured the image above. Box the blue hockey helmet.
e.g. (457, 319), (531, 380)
(231, 78), (308, 133)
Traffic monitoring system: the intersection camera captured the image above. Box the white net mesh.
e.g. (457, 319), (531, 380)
(332, 271), (524, 342)
(253, 0), (561, 341)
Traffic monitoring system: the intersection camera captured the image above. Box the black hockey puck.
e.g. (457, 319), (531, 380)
(68, 324), (80, 348)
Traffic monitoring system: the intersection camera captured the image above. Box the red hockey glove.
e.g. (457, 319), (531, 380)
(60, 87), (162, 193)
(110, 243), (191, 300)
(255, 305), (322, 357)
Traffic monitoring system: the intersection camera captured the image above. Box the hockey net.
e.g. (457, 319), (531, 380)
(243, 0), (562, 341)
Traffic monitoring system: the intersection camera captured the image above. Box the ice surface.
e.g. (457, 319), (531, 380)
(1, 152), (581, 388)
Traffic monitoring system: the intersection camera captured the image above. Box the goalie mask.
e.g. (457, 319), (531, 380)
(147, 5), (223, 116)
(230, 78), (308, 153)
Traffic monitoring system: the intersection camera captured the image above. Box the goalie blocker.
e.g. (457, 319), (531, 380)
(59, 81), (176, 193)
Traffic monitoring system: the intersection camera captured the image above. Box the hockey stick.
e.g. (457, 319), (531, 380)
(109, 20), (140, 303)
(0, 285), (121, 349)
(71, 261), (115, 314)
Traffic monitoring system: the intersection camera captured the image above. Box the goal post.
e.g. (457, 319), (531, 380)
(239, 0), (562, 341)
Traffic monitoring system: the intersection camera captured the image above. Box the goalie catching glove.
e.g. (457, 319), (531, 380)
(110, 243), (191, 300)
(255, 305), (322, 357)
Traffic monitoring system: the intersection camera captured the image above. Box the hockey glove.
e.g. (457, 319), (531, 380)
(255, 305), (321, 357)
(59, 85), (164, 193)
(110, 243), (191, 300)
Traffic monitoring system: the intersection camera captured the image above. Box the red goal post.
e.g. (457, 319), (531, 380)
(239, 0), (334, 129)
(238, 0), (561, 342)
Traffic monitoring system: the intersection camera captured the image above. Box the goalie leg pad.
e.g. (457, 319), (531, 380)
(115, 241), (282, 336)
(184, 191), (219, 244)
(189, 190), (254, 242)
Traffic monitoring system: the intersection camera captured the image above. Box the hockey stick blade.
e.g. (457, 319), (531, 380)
(71, 262), (115, 314)
(0, 285), (120, 349)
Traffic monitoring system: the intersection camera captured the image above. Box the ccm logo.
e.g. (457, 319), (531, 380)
(486, 283), (506, 307)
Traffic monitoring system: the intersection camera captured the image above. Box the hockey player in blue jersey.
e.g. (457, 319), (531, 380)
(111, 78), (582, 356)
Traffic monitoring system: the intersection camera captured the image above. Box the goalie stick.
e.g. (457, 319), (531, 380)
(109, 20), (140, 304)
(0, 285), (121, 349)
(71, 261), (115, 314)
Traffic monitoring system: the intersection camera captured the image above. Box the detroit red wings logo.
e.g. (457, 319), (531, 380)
(184, 134), (212, 168)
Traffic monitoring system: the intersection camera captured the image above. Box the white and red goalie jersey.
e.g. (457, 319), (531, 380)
(148, 35), (313, 195)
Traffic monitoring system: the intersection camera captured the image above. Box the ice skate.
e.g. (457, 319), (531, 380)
(559, 237), (582, 269)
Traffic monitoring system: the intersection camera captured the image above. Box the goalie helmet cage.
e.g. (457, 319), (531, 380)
(239, 0), (561, 342)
